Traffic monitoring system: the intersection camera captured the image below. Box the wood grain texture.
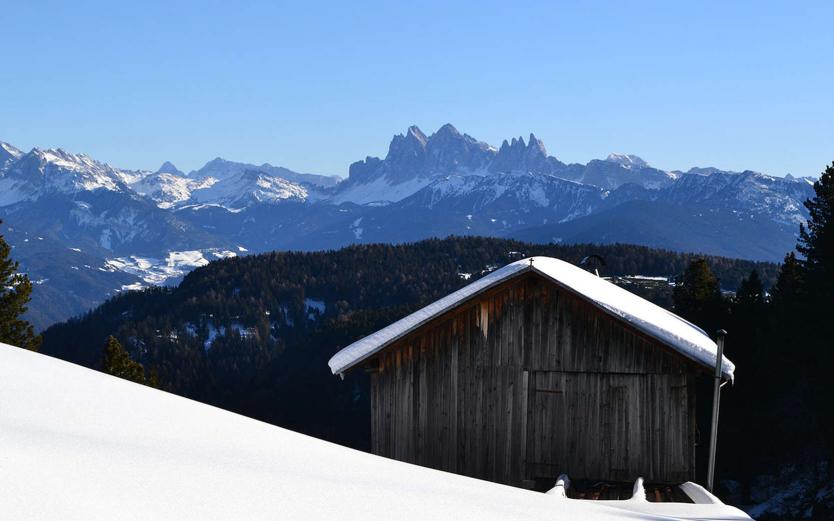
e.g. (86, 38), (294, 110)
(368, 272), (698, 486)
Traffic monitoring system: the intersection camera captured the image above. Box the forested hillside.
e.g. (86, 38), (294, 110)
(40, 236), (776, 449)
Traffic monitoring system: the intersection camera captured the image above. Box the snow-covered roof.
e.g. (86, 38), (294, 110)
(0, 343), (748, 520)
(328, 257), (735, 380)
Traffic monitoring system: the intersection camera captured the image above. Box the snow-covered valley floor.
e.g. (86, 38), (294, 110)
(0, 343), (750, 520)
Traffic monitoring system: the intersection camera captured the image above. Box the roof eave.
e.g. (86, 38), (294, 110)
(329, 265), (534, 375)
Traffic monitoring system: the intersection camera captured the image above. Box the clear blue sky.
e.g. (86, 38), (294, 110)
(2, 0), (833, 178)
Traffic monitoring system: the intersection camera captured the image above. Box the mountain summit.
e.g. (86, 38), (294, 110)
(606, 153), (649, 169)
(155, 161), (184, 176)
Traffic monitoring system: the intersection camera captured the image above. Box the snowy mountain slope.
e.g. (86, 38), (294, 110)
(660, 170), (812, 226)
(190, 157), (340, 188)
(103, 248), (237, 287)
(580, 158), (677, 190)
(1, 226), (140, 328)
(0, 147), (142, 205)
(129, 171), (216, 209)
(0, 343), (750, 520)
(606, 153), (650, 169)
(382, 172), (606, 230)
(188, 169), (309, 210)
(0, 141), (23, 166)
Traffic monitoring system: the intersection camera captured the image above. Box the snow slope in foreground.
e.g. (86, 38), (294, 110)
(0, 343), (748, 520)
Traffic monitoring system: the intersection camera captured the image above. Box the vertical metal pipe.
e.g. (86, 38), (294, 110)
(706, 329), (727, 492)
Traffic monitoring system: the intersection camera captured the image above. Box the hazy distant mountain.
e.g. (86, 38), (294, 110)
(0, 125), (817, 328)
(507, 200), (800, 262)
(156, 161), (185, 177)
(189, 157), (340, 188)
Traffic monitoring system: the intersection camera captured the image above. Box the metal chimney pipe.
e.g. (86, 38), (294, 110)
(706, 329), (727, 492)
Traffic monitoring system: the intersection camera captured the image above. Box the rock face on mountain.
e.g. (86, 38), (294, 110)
(333, 124), (684, 205)
(155, 161), (185, 177)
(337, 124), (495, 193)
(0, 124), (817, 328)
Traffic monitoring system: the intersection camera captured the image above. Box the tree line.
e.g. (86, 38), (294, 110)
(671, 163), (834, 509)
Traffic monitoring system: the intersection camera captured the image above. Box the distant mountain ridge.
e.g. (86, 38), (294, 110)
(0, 126), (818, 328)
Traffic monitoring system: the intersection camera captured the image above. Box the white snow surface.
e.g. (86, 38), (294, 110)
(330, 175), (433, 205)
(0, 342), (748, 521)
(129, 172), (216, 209)
(329, 257), (734, 380)
(105, 249), (236, 285)
(0, 141), (24, 160)
(606, 153), (650, 169)
(189, 170), (308, 210)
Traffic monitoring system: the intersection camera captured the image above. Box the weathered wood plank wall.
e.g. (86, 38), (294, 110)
(369, 272), (697, 486)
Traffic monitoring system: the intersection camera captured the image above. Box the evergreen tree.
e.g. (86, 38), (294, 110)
(795, 162), (834, 452)
(735, 269), (764, 307)
(0, 220), (41, 351)
(673, 258), (726, 334)
(798, 162), (834, 298)
(102, 336), (147, 385)
(770, 252), (804, 309)
(146, 367), (160, 389)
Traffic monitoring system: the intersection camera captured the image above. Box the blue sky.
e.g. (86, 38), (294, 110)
(1, 1), (832, 178)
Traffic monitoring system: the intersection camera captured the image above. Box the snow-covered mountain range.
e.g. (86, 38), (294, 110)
(0, 124), (817, 328)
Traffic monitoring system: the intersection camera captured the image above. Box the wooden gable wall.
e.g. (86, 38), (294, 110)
(369, 271), (698, 487)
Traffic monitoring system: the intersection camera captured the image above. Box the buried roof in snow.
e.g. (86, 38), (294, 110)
(328, 256), (735, 380)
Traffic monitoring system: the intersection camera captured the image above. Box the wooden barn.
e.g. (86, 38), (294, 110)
(328, 257), (735, 490)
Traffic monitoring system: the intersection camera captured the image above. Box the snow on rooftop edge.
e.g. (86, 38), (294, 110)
(328, 257), (735, 380)
(0, 342), (738, 521)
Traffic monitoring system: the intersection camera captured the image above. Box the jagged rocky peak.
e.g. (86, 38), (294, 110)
(155, 161), (184, 176)
(527, 133), (547, 158)
(17, 147), (94, 171)
(382, 126), (430, 182)
(424, 123), (494, 173)
(387, 125), (428, 155)
(391, 125), (428, 150)
(491, 133), (555, 174)
(605, 153), (649, 169)
(433, 123), (461, 139)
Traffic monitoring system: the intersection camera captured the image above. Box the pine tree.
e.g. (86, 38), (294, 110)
(673, 258), (726, 334)
(771, 252), (804, 312)
(735, 269), (764, 307)
(0, 220), (41, 351)
(795, 162), (834, 452)
(146, 367), (160, 389)
(771, 252), (802, 299)
(102, 336), (147, 385)
(798, 162), (834, 296)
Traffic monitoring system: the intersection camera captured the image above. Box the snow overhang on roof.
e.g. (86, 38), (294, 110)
(328, 257), (735, 381)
